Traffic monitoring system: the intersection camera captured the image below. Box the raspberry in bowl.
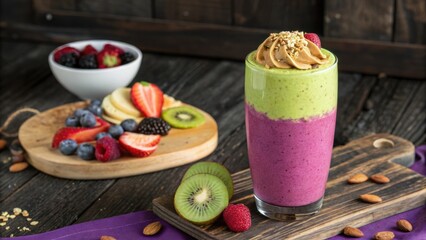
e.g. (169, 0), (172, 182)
(48, 40), (142, 100)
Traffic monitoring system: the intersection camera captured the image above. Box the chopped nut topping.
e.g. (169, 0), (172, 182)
(255, 30), (328, 69)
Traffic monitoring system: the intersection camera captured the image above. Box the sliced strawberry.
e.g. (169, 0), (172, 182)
(52, 117), (110, 148)
(118, 132), (160, 157)
(53, 46), (80, 62)
(304, 33), (321, 48)
(81, 44), (98, 56)
(131, 82), (164, 117)
(103, 43), (125, 55)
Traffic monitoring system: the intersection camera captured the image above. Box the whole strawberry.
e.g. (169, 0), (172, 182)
(103, 43), (125, 55)
(54, 46), (80, 62)
(222, 204), (251, 232)
(81, 44), (98, 56)
(304, 33), (321, 48)
(97, 49), (122, 68)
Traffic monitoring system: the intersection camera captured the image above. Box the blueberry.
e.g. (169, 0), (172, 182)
(59, 139), (78, 155)
(120, 119), (138, 132)
(91, 99), (101, 106)
(96, 132), (112, 140)
(87, 104), (102, 116)
(65, 116), (80, 127)
(74, 109), (89, 118)
(76, 143), (95, 160)
(108, 125), (124, 139)
(80, 112), (97, 127)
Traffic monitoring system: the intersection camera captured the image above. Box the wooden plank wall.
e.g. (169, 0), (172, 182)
(0, 0), (425, 79)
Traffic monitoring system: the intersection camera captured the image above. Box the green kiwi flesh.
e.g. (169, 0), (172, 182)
(174, 174), (229, 225)
(161, 106), (205, 129)
(183, 161), (234, 200)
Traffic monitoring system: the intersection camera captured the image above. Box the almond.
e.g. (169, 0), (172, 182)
(9, 162), (29, 173)
(100, 236), (116, 240)
(370, 174), (390, 184)
(360, 194), (382, 203)
(347, 173), (369, 184)
(343, 226), (364, 237)
(374, 231), (394, 240)
(0, 139), (6, 151)
(143, 221), (162, 236)
(396, 219), (413, 232)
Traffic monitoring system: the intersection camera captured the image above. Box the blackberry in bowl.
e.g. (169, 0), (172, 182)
(48, 40), (142, 100)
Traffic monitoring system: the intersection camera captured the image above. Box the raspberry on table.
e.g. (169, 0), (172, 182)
(222, 204), (251, 232)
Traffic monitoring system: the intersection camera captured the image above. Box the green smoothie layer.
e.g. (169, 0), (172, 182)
(245, 49), (337, 120)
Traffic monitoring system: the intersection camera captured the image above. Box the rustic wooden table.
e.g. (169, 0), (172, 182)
(0, 40), (425, 238)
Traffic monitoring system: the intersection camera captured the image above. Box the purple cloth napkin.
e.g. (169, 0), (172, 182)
(0, 211), (191, 240)
(3, 146), (426, 240)
(331, 145), (426, 240)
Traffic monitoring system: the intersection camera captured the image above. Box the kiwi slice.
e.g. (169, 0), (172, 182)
(183, 162), (234, 200)
(162, 106), (205, 129)
(174, 174), (229, 225)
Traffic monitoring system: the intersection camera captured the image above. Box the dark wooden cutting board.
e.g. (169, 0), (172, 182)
(153, 134), (426, 239)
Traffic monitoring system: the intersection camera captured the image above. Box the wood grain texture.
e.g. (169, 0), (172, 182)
(19, 102), (218, 180)
(33, 0), (152, 18)
(233, 0), (323, 33)
(394, 0), (426, 44)
(1, 19), (425, 79)
(324, 0), (394, 41)
(155, 0), (232, 25)
(153, 134), (424, 240)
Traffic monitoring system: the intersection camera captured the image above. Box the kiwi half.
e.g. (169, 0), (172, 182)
(174, 174), (229, 225)
(183, 162), (234, 200)
(161, 106), (205, 129)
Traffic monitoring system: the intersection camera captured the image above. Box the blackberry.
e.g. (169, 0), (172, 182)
(120, 52), (135, 65)
(78, 54), (98, 69)
(59, 53), (78, 68)
(138, 117), (171, 136)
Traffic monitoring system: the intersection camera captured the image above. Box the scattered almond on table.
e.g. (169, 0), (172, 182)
(370, 174), (390, 184)
(374, 231), (395, 240)
(359, 194), (382, 203)
(0, 139), (7, 151)
(347, 173), (369, 184)
(143, 221), (162, 236)
(343, 226), (364, 238)
(396, 219), (413, 232)
(9, 162), (29, 173)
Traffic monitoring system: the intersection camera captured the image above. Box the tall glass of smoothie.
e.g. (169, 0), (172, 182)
(245, 31), (337, 220)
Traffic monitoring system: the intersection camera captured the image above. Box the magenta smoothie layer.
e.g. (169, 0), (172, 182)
(246, 103), (336, 206)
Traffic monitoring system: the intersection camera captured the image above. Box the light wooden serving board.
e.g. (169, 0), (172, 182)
(153, 134), (426, 240)
(19, 101), (218, 180)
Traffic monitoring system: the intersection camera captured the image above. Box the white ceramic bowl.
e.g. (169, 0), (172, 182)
(49, 40), (142, 100)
